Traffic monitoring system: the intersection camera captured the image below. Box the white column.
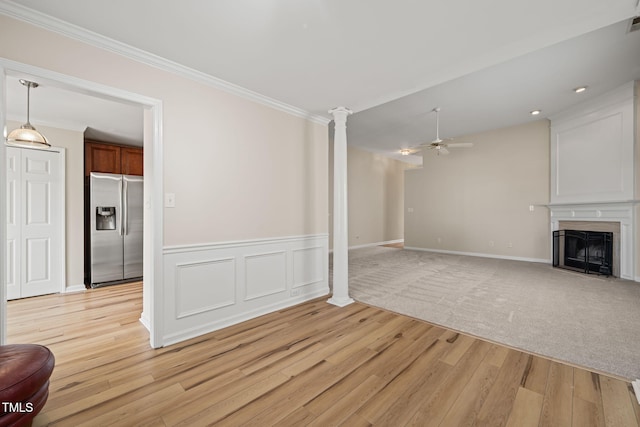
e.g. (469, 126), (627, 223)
(328, 106), (354, 307)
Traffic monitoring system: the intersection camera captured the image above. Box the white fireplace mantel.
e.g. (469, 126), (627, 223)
(549, 202), (635, 280)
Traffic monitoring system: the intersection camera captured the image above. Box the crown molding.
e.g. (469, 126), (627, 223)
(0, 1), (331, 126)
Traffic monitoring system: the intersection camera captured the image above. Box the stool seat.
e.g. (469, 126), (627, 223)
(0, 344), (55, 427)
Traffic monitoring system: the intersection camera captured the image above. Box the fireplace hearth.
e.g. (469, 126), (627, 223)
(553, 230), (613, 276)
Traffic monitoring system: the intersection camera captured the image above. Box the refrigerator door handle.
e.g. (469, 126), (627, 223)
(118, 179), (124, 237)
(123, 179), (129, 236)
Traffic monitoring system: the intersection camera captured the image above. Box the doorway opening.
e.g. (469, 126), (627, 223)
(1, 59), (164, 348)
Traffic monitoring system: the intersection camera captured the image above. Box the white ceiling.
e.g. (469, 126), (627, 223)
(2, 0), (640, 157)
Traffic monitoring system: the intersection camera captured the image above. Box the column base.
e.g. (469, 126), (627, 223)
(327, 296), (355, 307)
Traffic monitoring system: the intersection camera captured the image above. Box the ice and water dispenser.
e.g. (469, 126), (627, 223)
(96, 206), (116, 230)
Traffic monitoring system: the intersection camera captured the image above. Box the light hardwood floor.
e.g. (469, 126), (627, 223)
(7, 282), (640, 426)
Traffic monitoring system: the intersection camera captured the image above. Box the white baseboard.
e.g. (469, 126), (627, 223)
(350, 239), (404, 250)
(633, 380), (640, 404)
(64, 284), (87, 294)
(139, 312), (150, 331)
(162, 234), (329, 346)
(403, 246), (550, 264)
(329, 239), (404, 253)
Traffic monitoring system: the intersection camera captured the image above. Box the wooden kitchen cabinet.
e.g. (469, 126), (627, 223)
(121, 146), (144, 176)
(85, 141), (121, 175)
(85, 140), (143, 176)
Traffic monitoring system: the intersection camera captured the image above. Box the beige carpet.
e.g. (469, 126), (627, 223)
(343, 246), (640, 380)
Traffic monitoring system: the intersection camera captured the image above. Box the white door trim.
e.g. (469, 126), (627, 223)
(0, 58), (165, 348)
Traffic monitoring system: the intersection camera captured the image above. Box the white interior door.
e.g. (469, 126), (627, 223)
(6, 148), (20, 300)
(6, 146), (63, 299)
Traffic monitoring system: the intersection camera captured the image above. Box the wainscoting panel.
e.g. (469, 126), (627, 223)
(175, 258), (236, 319)
(292, 246), (324, 289)
(244, 251), (287, 301)
(163, 234), (329, 345)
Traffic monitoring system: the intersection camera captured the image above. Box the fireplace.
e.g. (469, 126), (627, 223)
(553, 230), (613, 276)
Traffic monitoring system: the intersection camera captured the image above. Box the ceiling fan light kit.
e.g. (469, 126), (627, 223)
(6, 79), (51, 149)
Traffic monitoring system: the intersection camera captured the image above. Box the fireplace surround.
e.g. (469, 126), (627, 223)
(549, 203), (632, 280)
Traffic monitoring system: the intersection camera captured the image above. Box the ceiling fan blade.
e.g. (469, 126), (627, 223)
(446, 142), (473, 148)
(438, 147), (449, 155)
(432, 137), (453, 144)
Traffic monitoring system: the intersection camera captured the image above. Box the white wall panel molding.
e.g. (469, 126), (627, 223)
(175, 258), (236, 319)
(292, 246), (324, 289)
(164, 234), (329, 254)
(244, 251), (287, 301)
(550, 82), (635, 205)
(0, 2), (330, 126)
(163, 234), (329, 346)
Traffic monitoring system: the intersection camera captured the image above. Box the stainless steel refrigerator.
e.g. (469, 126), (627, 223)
(89, 172), (143, 288)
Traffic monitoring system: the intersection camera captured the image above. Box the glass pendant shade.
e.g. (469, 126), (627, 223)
(7, 124), (50, 147)
(6, 79), (50, 148)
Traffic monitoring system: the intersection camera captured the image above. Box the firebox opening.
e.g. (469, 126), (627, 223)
(553, 230), (613, 276)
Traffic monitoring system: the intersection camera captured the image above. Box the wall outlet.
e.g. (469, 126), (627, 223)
(291, 288), (301, 297)
(507, 242), (513, 248)
(529, 204), (535, 212)
(489, 240), (495, 247)
(408, 207), (414, 213)
(437, 237), (442, 244)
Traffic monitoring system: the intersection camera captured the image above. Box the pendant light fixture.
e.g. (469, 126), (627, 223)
(6, 79), (50, 148)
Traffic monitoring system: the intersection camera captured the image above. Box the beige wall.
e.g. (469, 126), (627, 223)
(329, 143), (414, 248)
(7, 120), (85, 288)
(0, 15), (328, 247)
(405, 120), (550, 260)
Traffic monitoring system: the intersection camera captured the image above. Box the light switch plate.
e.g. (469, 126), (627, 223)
(164, 193), (176, 208)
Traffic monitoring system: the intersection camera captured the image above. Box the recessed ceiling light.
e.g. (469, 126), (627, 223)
(574, 86), (588, 93)
(530, 110), (541, 116)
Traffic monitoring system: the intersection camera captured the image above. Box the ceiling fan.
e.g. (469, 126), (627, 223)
(420, 107), (473, 155)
